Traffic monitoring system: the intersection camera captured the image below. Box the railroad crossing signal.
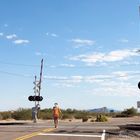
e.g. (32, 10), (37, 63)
(28, 59), (44, 123)
(28, 59), (44, 102)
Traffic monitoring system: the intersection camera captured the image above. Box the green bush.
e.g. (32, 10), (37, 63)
(95, 114), (108, 122)
(74, 114), (83, 119)
(39, 111), (52, 120)
(1, 107), (137, 121)
(11, 108), (32, 120)
(90, 119), (95, 122)
(1, 112), (11, 120)
(62, 113), (72, 120)
(115, 107), (137, 117)
(74, 111), (88, 119)
(82, 116), (88, 122)
(37, 109), (50, 120)
(122, 107), (137, 117)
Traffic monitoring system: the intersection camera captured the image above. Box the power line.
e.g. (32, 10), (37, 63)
(0, 60), (140, 69)
(0, 60), (39, 67)
(0, 69), (140, 81)
(0, 70), (33, 78)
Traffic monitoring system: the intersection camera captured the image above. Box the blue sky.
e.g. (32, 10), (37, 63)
(0, 0), (140, 111)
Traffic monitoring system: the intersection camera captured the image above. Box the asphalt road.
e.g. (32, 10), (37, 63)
(0, 120), (114, 140)
(0, 117), (140, 140)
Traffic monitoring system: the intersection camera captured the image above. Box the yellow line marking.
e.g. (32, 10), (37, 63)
(42, 128), (55, 132)
(15, 132), (40, 140)
(15, 128), (55, 140)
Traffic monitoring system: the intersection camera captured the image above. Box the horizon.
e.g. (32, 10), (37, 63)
(0, 106), (127, 112)
(0, 0), (140, 111)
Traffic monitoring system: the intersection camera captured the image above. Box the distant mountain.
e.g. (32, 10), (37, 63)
(88, 107), (119, 113)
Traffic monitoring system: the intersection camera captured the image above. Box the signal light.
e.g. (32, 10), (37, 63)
(35, 96), (43, 101)
(28, 96), (35, 101)
(138, 82), (140, 89)
(28, 96), (43, 101)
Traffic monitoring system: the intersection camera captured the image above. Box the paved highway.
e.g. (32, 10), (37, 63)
(0, 120), (114, 140)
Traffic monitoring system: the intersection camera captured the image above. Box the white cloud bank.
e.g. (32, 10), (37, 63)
(44, 71), (139, 84)
(88, 84), (139, 97)
(69, 49), (139, 64)
(44, 72), (140, 97)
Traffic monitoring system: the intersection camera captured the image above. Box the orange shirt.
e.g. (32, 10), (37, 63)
(53, 107), (61, 117)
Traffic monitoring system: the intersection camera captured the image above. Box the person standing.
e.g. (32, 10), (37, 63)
(32, 104), (40, 123)
(52, 103), (61, 128)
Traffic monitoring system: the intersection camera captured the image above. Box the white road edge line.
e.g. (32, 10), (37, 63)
(39, 133), (102, 138)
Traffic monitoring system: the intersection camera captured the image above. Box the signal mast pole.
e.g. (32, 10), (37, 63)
(34, 75), (37, 107)
(38, 59), (43, 96)
(38, 59), (43, 105)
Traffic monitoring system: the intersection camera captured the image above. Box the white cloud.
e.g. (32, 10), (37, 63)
(104, 50), (136, 61)
(89, 86), (139, 97)
(112, 71), (128, 80)
(43, 73), (129, 84)
(54, 83), (74, 88)
(91, 82), (139, 97)
(71, 76), (83, 83)
(4, 24), (8, 27)
(35, 52), (42, 56)
(46, 32), (58, 37)
(46, 32), (49, 36)
(6, 34), (17, 39)
(119, 39), (129, 43)
(43, 75), (110, 86)
(44, 69), (140, 87)
(0, 33), (3, 36)
(60, 64), (75, 67)
(51, 33), (58, 37)
(69, 49), (139, 64)
(13, 39), (29, 44)
(43, 71), (140, 96)
(71, 38), (96, 47)
(35, 52), (47, 57)
(44, 76), (68, 80)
